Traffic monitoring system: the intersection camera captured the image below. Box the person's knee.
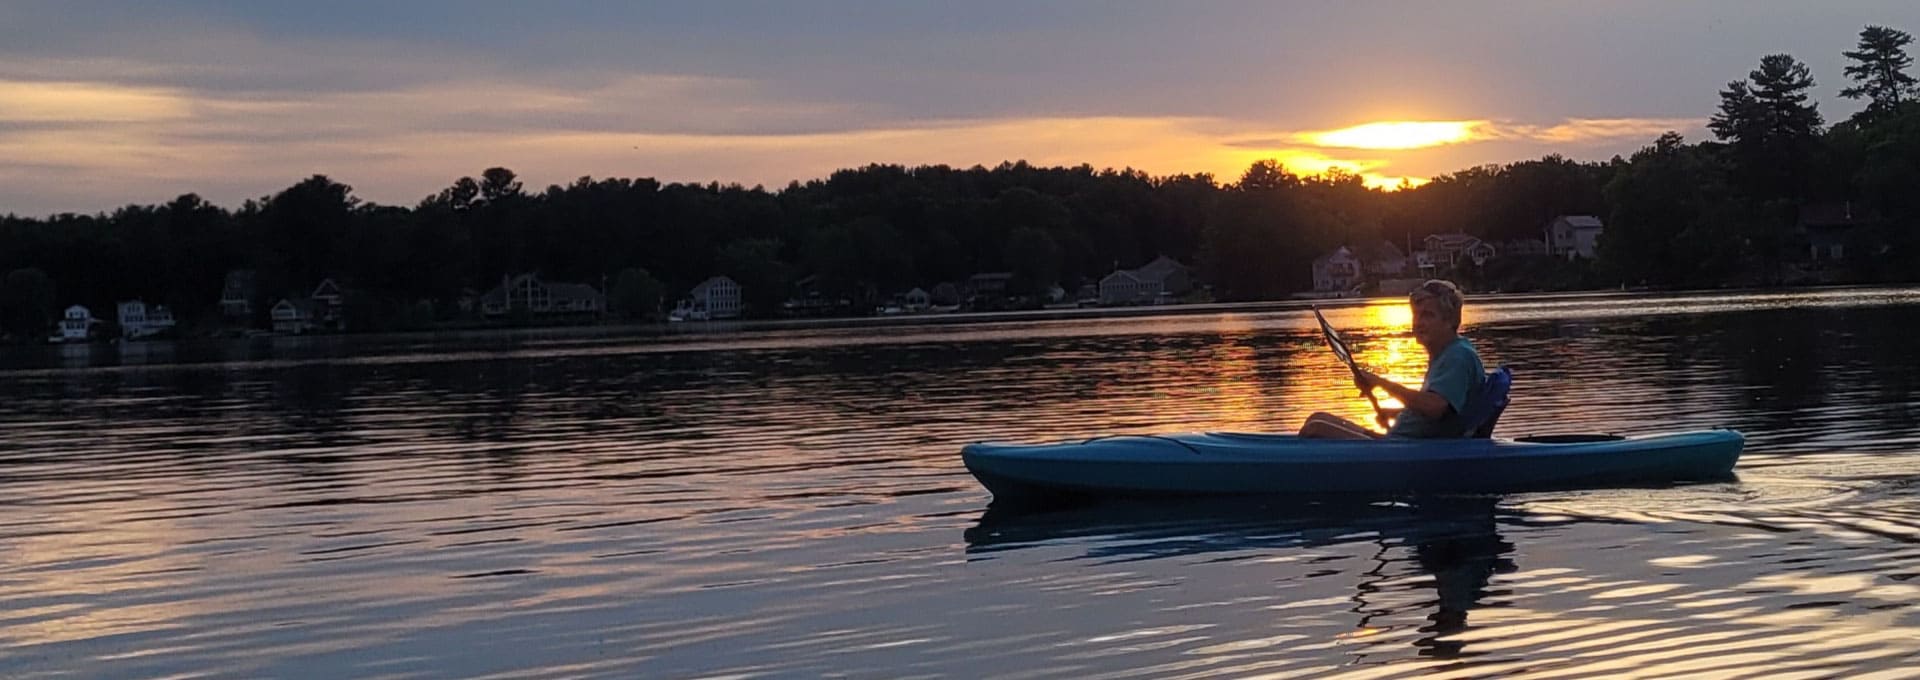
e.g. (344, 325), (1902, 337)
(1299, 418), (1348, 439)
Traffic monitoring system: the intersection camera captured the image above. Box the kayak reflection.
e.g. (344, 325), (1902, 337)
(965, 496), (1531, 659)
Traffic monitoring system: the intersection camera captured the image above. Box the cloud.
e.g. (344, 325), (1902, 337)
(1493, 117), (1704, 144)
(1295, 121), (1484, 150)
(0, 80), (193, 123)
(1284, 117), (1703, 152)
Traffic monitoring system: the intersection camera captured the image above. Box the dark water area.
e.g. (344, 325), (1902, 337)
(2, 288), (1919, 678)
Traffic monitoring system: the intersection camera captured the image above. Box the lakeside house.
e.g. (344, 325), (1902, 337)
(219, 269), (256, 319)
(55, 305), (95, 342)
(1311, 247), (1363, 294)
(966, 272), (1015, 298)
(309, 278), (347, 331)
(1356, 241), (1409, 279)
(269, 278), (352, 334)
(1422, 233), (1498, 268)
(270, 298), (317, 334)
(673, 275), (741, 320)
(482, 273), (607, 319)
(1098, 255), (1193, 305)
(902, 287), (930, 311)
(116, 300), (176, 339)
(1545, 215), (1605, 260)
(1797, 201), (1883, 262)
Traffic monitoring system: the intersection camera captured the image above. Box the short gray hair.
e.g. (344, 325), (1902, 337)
(1410, 279), (1464, 326)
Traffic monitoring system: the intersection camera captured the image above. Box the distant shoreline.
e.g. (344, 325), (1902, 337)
(12, 283), (1912, 354)
(327, 282), (1920, 344)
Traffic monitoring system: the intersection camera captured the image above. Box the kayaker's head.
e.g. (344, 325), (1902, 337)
(1409, 279), (1463, 351)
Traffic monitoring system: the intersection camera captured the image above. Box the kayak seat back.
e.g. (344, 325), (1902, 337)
(1459, 366), (1513, 438)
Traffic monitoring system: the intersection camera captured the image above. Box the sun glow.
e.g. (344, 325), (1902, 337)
(1300, 121), (1483, 150)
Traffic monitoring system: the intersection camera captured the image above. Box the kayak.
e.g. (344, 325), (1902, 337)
(962, 430), (1744, 500)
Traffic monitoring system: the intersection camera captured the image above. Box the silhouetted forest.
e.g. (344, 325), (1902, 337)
(4, 25), (1919, 338)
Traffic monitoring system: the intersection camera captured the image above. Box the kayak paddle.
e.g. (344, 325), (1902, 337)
(1312, 305), (1385, 417)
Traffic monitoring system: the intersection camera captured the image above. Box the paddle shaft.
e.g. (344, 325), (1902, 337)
(1314, 305), (1387, 422)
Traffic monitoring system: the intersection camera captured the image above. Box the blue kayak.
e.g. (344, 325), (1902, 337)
(961, 430), (1744, 499)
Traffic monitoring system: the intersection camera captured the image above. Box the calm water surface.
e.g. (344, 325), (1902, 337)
(3, 288), (1920, 678)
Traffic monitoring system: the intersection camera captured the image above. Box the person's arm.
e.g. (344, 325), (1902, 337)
(1358, 369), (1453, 419)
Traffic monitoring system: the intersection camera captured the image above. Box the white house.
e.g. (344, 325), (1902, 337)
(1098, 270), (1144, 305)
(1312, 247), (1363, 293)
(674, 275), (742, 320)
(270, 298), (316, 334)
(480, 273), (606, 318)
(55, 305), (94, 342)
(117, 300), (177, 339)
(1098, 255), (1193, 305)
(1546, 215), (1605, 260)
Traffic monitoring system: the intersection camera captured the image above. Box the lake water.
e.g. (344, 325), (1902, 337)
(3, 288), (1919, 678)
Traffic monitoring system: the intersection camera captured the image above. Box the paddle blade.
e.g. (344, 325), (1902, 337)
(1312, 307), (1356, 369)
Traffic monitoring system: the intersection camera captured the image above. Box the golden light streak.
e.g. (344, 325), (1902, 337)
(1299, 120), (1483, 150)
(1353, 300), (1425, 412)
(0, 80), (192, 123)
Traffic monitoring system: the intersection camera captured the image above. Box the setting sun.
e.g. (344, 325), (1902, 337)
(1300, 121), (1483, 150)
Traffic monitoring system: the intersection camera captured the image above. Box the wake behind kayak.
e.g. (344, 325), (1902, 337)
(961, 430), (1744, 500)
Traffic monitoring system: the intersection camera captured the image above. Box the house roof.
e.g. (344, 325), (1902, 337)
(1313, 246), (1357, 266)
(1555, 215), (1604, 229)
(691, 275), (738, 296)
(1133, 255), (1190, 278)
(272, 298), (317, 316)
(1352, 240), (1405, 263)
(1424, 232), (1482, 250)
(968, 272), (1015, 282)
(1101, 269), (1143, 285)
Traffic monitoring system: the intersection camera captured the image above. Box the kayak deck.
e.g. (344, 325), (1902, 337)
(962, 430), (1744, 499)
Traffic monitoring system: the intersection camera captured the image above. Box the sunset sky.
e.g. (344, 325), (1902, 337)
(4, 1), (1919, 216)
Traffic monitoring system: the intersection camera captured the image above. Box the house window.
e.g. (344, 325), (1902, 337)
(1829, 244), (1844, 260)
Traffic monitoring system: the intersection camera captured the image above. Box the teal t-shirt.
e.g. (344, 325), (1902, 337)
(1388, 336), (1484, 438)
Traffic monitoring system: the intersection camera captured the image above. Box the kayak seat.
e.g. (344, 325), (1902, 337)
(1458, 366), (1513, 438)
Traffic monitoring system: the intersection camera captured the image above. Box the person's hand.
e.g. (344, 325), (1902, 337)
(1352, 368), (1383, 395)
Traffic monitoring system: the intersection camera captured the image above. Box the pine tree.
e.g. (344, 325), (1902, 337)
(1840, 25), (1917, 123)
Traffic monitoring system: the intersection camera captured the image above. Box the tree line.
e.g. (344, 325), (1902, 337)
(3, 25), (1919, 338)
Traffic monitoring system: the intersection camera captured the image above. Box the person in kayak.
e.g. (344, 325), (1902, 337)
(1299, 279), (1485, 439)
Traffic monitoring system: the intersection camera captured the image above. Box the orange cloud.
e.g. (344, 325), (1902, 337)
(1501, 117), (1702, 144)
(1297, 120), (1485, 150)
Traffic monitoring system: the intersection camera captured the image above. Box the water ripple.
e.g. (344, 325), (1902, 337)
(1, 289), (1918, 677)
